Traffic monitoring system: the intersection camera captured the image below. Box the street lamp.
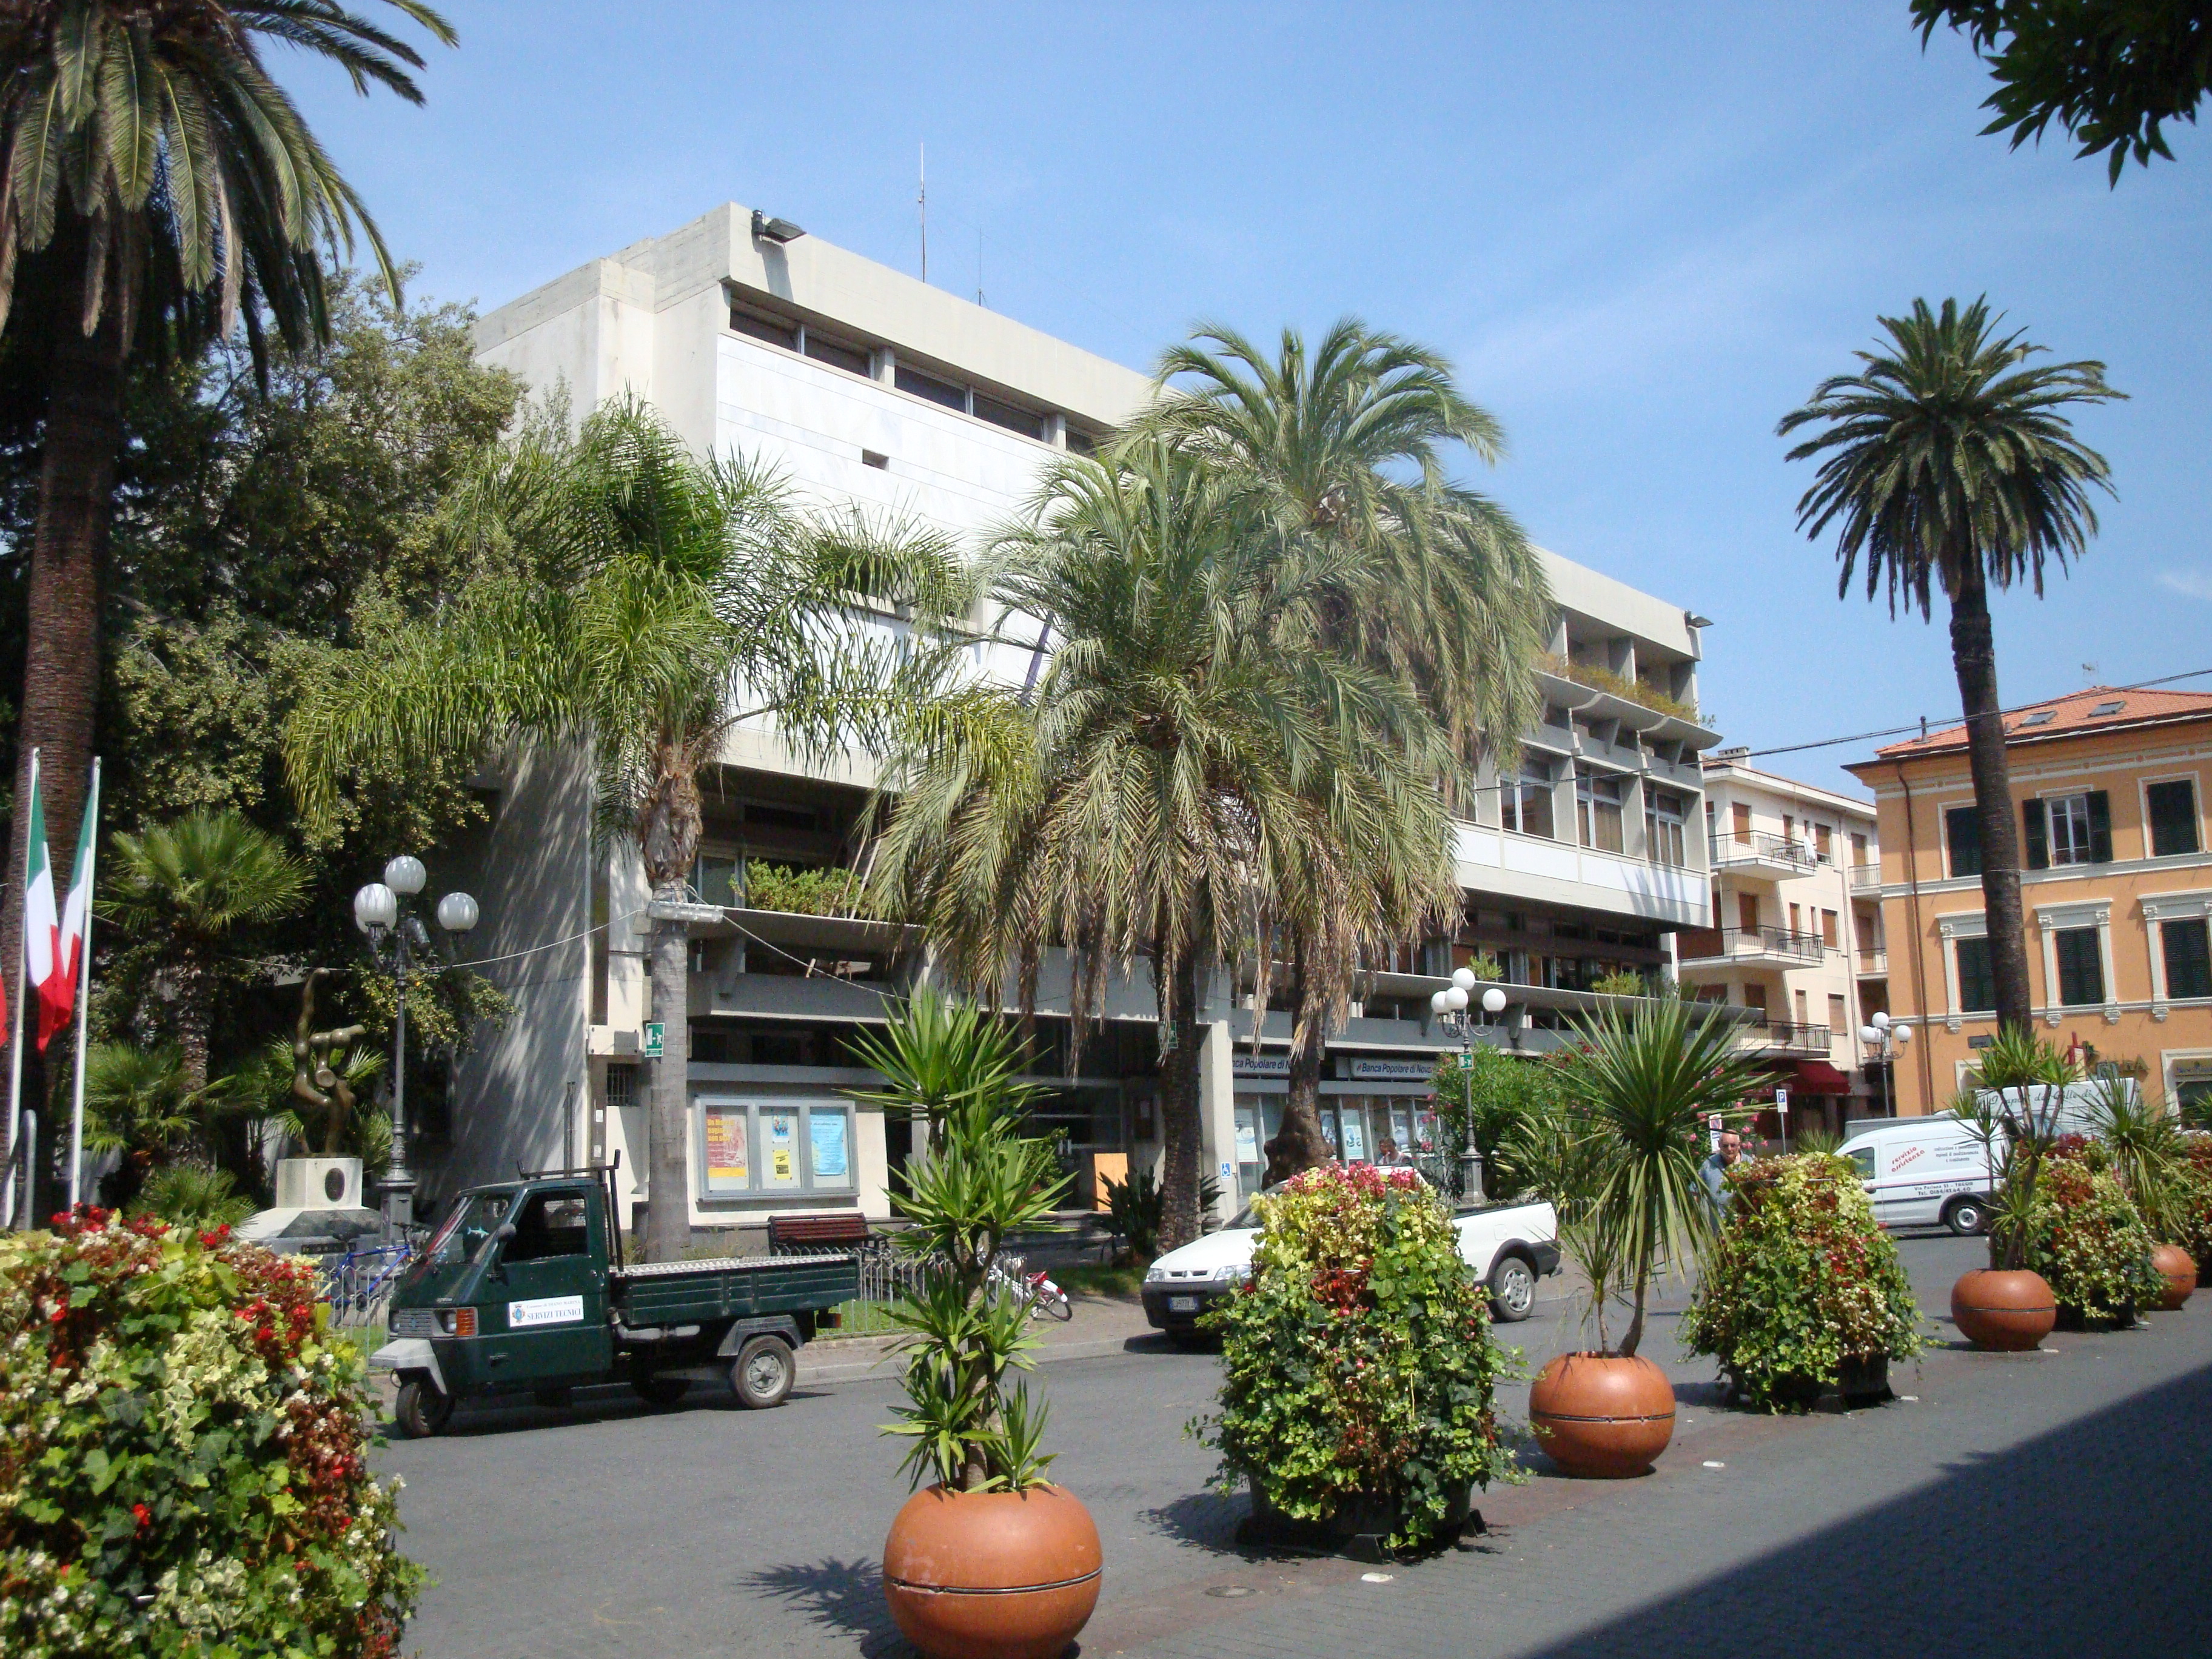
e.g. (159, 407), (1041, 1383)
(1431, 969), (1510, 1201)
(1858, 1011), (1911, 1119)
(355, 855), (477, 1232)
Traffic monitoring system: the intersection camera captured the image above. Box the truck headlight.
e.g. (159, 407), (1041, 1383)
(435, 1307), (479, 1337)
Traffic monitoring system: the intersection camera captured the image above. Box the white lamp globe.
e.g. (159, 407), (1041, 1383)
(1892, 1024), (1911, 1044)
(1871, 1010), (1891, 1031)
(436, 891), (480, 933)
(1443, 986), (1470, 1012)
(1430, 989), (1452, 1015)
(1450, 966), (1479, 994)
(1860, 1025), (1882, 1045)
(354, 883), (398, 933)
(1481, 987), (1508, 1015)
(383, 854), (427, 896)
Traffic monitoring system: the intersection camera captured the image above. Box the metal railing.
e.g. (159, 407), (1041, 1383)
(1709, 832), (1818, 871)
(1848, 862), (1882, 893)
(1746, 1020), (1835, 1053)
(1675, 925), (1827, 964)
(1857, 947), (1888, 974)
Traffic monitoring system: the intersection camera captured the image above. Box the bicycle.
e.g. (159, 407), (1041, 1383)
(986, 1257), (1074, 1322)
(318, 1239), (418, 1329)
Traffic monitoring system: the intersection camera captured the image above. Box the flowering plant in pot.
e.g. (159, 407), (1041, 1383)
(2022, 1138), (2163, 1328)
(2175, 1138), (2212, 1292)
(2087, 1078), (2197, 1308)
(1191, 1163), (1517, 1553)
(1681, 1153), (1924, 1410)
(1533, 999), (1766, 1476)
(848, 992), (1099, 1659)
(1949, 1029), (2079, 1350)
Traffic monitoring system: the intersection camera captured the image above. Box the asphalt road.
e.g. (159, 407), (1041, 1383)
(378, 1232), (2212, 1658)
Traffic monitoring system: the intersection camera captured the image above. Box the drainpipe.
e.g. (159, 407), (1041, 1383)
(1892, 762), (1939, 1113)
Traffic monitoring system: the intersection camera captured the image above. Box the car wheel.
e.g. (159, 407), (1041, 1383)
(394, 1377), (454, 1439)
(1943, 1196), (1989, 1237)
(1488, 1253), (1538, 1322)
(631, 1371), (691, 1407)
(732, 1335), (795, 1409)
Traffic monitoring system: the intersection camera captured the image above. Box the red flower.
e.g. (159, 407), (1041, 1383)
(132, 1503), (151, 1531)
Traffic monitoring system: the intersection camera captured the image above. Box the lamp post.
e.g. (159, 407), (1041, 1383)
(1430, 969), (1510, 1201)
(354, 856), (478, 1232)
(1858, 1011), (1911, 1120)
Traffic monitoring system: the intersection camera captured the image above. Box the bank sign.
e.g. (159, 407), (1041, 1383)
(1347, 1057), (1438, 1082)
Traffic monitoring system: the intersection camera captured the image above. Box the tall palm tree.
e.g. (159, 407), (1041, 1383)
(283, 397), (968, 1261)
(1778, 298), (2121, 1034)
(871, 441), (1350, 1249)
(1128, 321), (1553, 1171)
(0, 2), (452, 1089)
(103, 808), (308, 1089)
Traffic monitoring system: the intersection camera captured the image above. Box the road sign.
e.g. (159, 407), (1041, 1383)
(643, 1022), (665, 1060)
(1774, 1088), (1790, 1115)
(1707, 1113), (1724, 1130)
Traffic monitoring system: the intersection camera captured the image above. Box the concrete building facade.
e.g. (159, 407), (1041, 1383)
(426, 204), (1723, 1241)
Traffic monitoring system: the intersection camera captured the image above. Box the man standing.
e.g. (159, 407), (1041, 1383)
(1701, 1128), (1747, 1211)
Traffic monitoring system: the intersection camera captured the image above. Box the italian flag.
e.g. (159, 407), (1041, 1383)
(24, 768), (95, 1053)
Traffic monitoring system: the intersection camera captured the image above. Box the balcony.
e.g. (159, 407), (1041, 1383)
(1857, 946), (1888, 977)
(1742, 1020), (1835, 1054)
(1676, 925), (1826, 966)
(1848, 862), (1882, 893)
(1708, 832), (1820, 882)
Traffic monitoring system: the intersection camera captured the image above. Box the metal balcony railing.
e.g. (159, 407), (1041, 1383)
(1709, 832), (1819, 871)
(1676, 925), (1827, 964)
(1848, 862), (1882, 893)
(1747, 1020), (1835, 1053)
(1857, 947), (1888, 975)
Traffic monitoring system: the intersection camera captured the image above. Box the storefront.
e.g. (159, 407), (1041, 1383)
(1229, 1053), (1445, 1199)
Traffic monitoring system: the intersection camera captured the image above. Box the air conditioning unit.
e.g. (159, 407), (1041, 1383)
(274, 1157), (364, 1211)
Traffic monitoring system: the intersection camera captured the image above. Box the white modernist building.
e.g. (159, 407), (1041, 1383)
(425, 203), (1726, 1242)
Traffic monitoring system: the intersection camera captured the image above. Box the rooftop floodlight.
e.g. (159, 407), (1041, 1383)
(1481, 987), (1508, 1016)
(1451, 966), (1479, 993)
(751, 210), (805, 244)
(354, 883), (398, 934)
(383, 854), (426, 896)
(436, 891), (480, 934)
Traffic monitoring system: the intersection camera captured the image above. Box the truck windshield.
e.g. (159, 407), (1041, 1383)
(424, 1190), (517, 1265)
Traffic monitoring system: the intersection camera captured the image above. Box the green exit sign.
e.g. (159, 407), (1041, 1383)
(643, 1022), (665, 1059)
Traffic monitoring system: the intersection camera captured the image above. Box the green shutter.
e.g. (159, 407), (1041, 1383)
(2086, 791), (2113, 863)
(2023, 800), (2049, 870)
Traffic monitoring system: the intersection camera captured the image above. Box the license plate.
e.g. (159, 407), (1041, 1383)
(1168, 1296), (1199, 1313)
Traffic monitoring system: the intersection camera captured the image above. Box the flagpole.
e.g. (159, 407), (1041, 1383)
(67, 758), (99, 1214)
(4, 748), (36, 1230)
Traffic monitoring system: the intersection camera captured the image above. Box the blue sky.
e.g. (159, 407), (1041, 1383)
(291, 2), (2212, 796)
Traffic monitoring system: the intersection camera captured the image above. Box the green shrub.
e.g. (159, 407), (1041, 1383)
(2025, 1142), (2163, 1322)
(743, 860), (880, 918)
(127, 1164), (256, 1230)
(1191, 1164), (1516, 1550)
(0, 1210), (422, 1657)
(1681, 1154), (1923, 1409)
(2177, 1139), (2212, 1269)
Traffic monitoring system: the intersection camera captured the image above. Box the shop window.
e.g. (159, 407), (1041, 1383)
(696, 1099), (856, 1199)
(2054, 927), (2103, 1007)
(1945, 806), (1982, 878)
(2148, 780), (2200, 857)
(1956, 936), (1996, 1014)
(2163, 917), (2212, 1000)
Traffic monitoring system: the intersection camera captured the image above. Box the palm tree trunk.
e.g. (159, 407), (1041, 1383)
(1156, 950), (1207, 1252)
(1278, 938), (1335, 1178)
(2, 307), (124, 1174)
(1620, 1256), (1650, 1359)
(176, 960), (213, 1095)
(1948, 559), (2032, 1034)
(639, 756), (705, 1263)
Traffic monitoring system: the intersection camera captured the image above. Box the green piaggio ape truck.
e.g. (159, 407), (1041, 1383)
(370, 1161), (859, 1436)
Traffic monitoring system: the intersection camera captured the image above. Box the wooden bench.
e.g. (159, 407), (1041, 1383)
(767, 1212), (876, 1255)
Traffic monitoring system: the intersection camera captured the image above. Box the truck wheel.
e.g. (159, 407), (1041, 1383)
(632, 1372), (690, 1407)
(395, 1377), (454, 1439)
(1943, 1196), (1989, 1237)
(731, 1335), (795, 1409)
(1488, 1253), (1538, 1322)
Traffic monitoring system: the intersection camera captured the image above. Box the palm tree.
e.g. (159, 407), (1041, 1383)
(103, 808), (309, 1090)
(1558, 997), (1767, 1357)
(1128, 321), (1553, 1171)
(0, 1), (453, 1067)
(1778, 298), (2122, 1034)
(283, 397), (968, 1261)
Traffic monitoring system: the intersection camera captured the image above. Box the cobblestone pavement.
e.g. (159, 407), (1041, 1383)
(378, 1235), (2212, 1659)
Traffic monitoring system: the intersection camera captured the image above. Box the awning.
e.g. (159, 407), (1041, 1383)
(1791, 1060), (1854, 1096)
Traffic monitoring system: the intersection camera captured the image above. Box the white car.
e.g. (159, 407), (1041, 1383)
(1140, 1187), (1561, 1343)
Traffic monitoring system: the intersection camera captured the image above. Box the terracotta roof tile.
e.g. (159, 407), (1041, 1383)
(1871, 685), (2212, 759)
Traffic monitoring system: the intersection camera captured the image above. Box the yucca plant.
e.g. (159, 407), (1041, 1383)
(1952, 1025), (2078, 1271)
(2087, 1074), (2189, 1242)
(848, 989), (1070, 1492)
(1557, 998), (1768, 1356)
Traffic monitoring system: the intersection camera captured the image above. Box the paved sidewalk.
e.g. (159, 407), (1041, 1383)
(800, 1292), (1156, 1384)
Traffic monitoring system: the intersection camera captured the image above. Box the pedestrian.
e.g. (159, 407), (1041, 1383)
(1700, 1128), (1747, 1212)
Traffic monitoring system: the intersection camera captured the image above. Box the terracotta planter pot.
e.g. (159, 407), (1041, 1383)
(882, 1483), (1102, 1659)
(2151, 1244), (2197, 1311)
(1527, 1352), (1675, 1478)
(1951, 1269), (2057, 1352)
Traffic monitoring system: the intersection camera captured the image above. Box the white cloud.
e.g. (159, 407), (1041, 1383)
(2156, 570), (2212, 601)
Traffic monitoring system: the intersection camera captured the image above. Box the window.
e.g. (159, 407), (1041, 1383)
(971, 391), (1045, 440)
(1851, 831), (1869, 866)
(692, 851), (739, 907)
(2148, 780), (2200, 857)
(1821, 909), (1839, 948)
(2054, 927), (2104, 1006)
(1945, 806), (1982, 877)
(503, 1192), (591, 1262)
(605, 1065), (635, 1111)
(2026, 791), (2111, 868)
(2164, 918), (2212, 1000)
(1731, 802), (1752, 845)
(1848, 1146), (1877, 1181)
(2019, 709), (2056, 728)
(729, 306), (799, 350)
(1645, 788), (1686, 866)
(1738, 893), (1760, 932)
(802, 331), (872, 377)
(896, 365), (967, 411)
(1502, 768), (1553, 839)
(1788, 902), (1803, 934)
(1577, 771), (1625, 854)
(862, 449), (890, 469)
(1794, 988), (1809, 1024)
(2090, 699), (2125, 717)
(697, 1099), (856, 1198)
(1828, 994), (1848, 1034)
(1956, 936), (1996, 1013)
(1815, 823), (1833, 863)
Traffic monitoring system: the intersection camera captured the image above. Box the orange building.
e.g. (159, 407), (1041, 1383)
(1845, 685), (2212, 1118)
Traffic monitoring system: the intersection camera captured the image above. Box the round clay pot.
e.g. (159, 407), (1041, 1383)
(1951, 1269), (2057, 1352)
(1527, 1352), (1675, 1478)
(882, 1483), (1102, 1659)
(2151, 1244), (2197, 1311)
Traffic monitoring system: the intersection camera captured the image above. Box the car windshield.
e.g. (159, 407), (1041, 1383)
(423, 1189), (516, 1265)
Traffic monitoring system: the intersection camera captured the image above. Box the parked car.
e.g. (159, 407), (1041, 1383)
(1837, 1116), (2001, 1235)
(1140, 1184), (1560, 1343)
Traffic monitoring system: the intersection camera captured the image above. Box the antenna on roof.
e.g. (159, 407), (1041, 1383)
(918, 142), (928, 284)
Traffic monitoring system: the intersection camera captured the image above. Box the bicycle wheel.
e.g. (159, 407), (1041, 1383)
(1034, 1289), (1074, 1322)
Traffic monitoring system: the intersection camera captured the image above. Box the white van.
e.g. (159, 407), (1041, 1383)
(1837, 1115), (2002, 1235)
